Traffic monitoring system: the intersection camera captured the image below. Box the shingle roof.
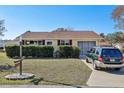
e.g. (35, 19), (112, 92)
(15, 31), (101, 40)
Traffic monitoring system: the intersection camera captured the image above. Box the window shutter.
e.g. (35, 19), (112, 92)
(58, 40), (60, 45)
(70, 40), (72, 45)
(43, 40), (45, 45)
(22, 40), (24, 45)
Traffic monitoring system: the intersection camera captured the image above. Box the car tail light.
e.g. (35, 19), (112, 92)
(121, 56), (124, 63)
(98, 56), (103, 62)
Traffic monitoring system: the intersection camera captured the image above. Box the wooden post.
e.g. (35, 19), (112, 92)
(20, 60), (22, 75)
(19, 36), (22, 75)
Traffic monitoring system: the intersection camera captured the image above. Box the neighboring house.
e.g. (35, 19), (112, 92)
(114, 43), (124, 49)
(0, 39), (4, 49)
(99, 40), (124, 49)
(4, 40), (19, 46)
(99, 41), (111, 47)
(14, 30), (101, 58)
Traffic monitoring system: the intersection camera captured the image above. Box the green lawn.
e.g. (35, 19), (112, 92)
(0, 52), (92, 86)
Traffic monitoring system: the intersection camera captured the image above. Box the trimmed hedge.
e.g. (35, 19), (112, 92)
(5, 46), (54, 58)
(59, 46), (80, 58)
(5, 46), (80, 58)
(5, 46), (20, 58)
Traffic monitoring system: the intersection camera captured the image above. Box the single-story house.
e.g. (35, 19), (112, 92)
(14, 30), (101, 57)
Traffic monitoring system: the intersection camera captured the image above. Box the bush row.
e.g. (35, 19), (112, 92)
(5, 46), (80, 58)
(5, 46), (54, 58)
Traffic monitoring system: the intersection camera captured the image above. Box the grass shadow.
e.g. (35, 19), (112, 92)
(97, 68), (124, 75)
(42, 79), (82, 88)
(30, 77), (82, 88)
(0, 64), (15, 71)
(105, 69), (124, 75)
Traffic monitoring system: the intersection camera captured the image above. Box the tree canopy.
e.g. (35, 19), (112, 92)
(0, 19), (7, 36)
(52, 27), (73, 32)
(112, 6), (124, 30)
(105, 31), (124, 45)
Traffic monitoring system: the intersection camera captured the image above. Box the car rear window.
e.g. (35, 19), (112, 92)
(101, 49), (122, 58)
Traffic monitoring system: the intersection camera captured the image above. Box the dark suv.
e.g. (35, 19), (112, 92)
(86, 47), (124, 70)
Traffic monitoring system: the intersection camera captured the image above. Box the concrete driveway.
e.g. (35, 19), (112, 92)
(81, 59), (124, 88)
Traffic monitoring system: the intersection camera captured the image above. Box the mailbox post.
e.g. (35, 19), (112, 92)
(19, 36), (22, 75)
(5, 36), (34, 80)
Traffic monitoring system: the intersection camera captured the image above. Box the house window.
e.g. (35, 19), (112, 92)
(25, 40), (45, 45)
(30, 41), (35, 45)
(25, 41), (38, 45)
(30, 41), (33, 44)
(38, 41), (43, 45)
(47, 41), (52, 45)
(38, 40), (45, 45)
(60, 40), (65, 45)
(58, 40), (72, 45)
(25, 41), (30, 45)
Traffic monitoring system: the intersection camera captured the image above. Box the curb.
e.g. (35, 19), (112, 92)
(80, 59), (93, 87)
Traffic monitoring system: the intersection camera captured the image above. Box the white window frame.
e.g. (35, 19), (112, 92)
(60, 40), (70, 45)
(46, 40), (53, 45)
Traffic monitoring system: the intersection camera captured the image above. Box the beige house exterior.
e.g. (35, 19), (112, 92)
(4, 40), (19, 46)
(14, 30), (101, 57)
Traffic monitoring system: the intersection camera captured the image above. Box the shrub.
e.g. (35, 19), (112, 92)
(59, 46), (73, 58)
(72, 47), (80, 58)
(22, 46), (32, 57)
(5, 46), (19, 58)
(42, 46), (54, 57)
(5, 46), (54, 58)
(59, 46), (80, 58)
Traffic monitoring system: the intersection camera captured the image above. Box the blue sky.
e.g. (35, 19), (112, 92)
(0, 5), (116, 39)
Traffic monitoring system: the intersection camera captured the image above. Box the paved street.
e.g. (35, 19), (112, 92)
(82, 59), (124, 88)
